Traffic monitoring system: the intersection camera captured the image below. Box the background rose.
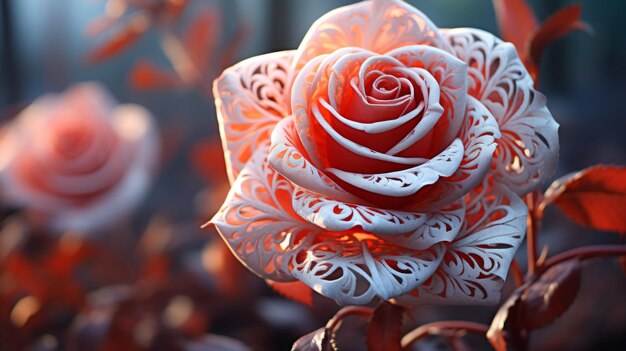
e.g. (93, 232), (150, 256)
(212, 0), (558, 305)
(0, 83), (159, 233)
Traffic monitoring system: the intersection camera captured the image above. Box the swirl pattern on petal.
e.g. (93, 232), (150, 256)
(213, 51), (295, 183)
(394, 181), (527, 305)
(443, 28), (559, 195)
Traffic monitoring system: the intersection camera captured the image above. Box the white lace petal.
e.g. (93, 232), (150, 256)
(211, 146), (321, 282)
(407, 96), (501, 211)
(443, 28), (559, 195)
(394, 182), (527, 305)
(268, 116), (361, 204)
(213, 51), (295, 183)
(292, 185), (430, 235)
(292, 236), (447, 305)
(293, 0), (451, 71)
(325, 138), (464, 198)
(381, 200), (466, 250)
(213, 145), (450, 305)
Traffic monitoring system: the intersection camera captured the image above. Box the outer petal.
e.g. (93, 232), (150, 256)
(213, 51), (295, 183)
(292, 234), (447, 305)
(212, 145), (449, 305)
(293, 0), (452, 71)
(394, 181), (527, 305)
(443, 28), (559, 195)
(211, 145), (322, 282)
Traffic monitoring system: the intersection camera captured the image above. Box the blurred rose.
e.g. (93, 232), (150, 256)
(211, 0), (559, 305)
(0, 83), (159, 233)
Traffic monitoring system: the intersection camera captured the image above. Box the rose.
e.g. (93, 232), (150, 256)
(0, 83), (159, 233)
(211, 0), (558, 305)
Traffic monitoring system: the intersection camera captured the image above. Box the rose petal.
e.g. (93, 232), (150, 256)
(292, 234), (447, 305)
(213, 145), (450, 305)
(405, 96), (501, 211)
(292, 185), (430, 235)
(211, 145), (321, 282)
(325, 138), (464, 199)
(214, 50), (295, 183)
(394, 181), (527, 305)
(387, 45), (468, 154)
(269, 116), (362, 204)
(293, 0), (451, 72)
(443, 28), (559, 195)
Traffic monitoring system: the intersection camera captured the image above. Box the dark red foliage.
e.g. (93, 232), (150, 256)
(543, 165), (626, 234)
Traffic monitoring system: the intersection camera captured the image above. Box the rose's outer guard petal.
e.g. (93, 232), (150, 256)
(213, 50), (295, 184)
(293, 234), (447, 305)
(394, 181), (527, 305)
(212, 145), (449, 305)
(443, 28), (559, 195)
(211, 145), (321, 282)
(293, 0), (452, 72)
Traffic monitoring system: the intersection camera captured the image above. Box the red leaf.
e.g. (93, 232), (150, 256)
(542, 165), (626, 234)
(86, 13), (150, 63)
(522, 260), (581, 329)
(526, 4), (590, 80)
(487, 290), (526, 351)
(184, 8), (221, 73)
(129, 59), (181, 90)
(291, 328), (330, 351)
(492, 0), (538, 54)
(366, 301), (403, 351)
(266, 280), (314, 307)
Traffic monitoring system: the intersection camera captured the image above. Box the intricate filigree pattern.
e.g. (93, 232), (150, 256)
(210, 0), (554, 306)
(293, 0), (452, 71)
(211, 146), (321, 282)
(443, 28), (559, 195)
(292, 185), (429, 235)
(213, 51), (294, 183)
(326, 138), (464, 198)
(269, 116), (362, 204)
(406, 96), (501, 211)
(292, 235), (447, 305)
(212, 146), (450, 304)
(395, 181), (527, 305)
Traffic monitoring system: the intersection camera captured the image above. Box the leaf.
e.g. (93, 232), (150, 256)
(492, 0), (538, 53)
(526, 4), (590, 80)
(522, 260), (581, 329)
(487, 290), (526, 351)
(129, 59), (181, 90)
(542, 165), (626, 234)
(86, 13), (150, 64)
(366, 302), (403, 351)
(184, 8), (221, 73)
(291, 327), (330, 351)
(267, 280), (314, 307)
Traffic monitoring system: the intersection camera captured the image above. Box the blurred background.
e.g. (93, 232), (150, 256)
(0, 0), (625, 350)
